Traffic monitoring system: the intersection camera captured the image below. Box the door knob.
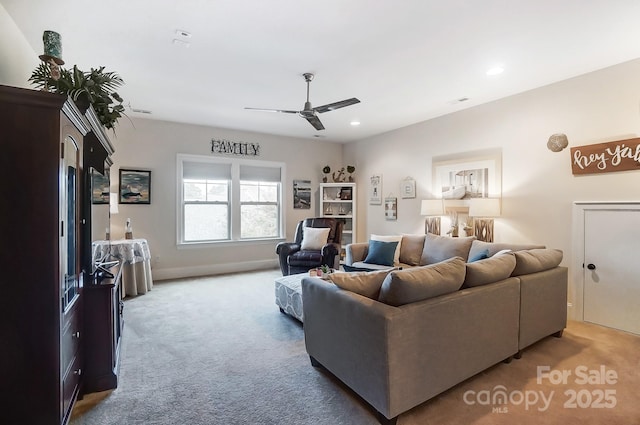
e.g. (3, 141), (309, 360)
(587, 263), (596, 270)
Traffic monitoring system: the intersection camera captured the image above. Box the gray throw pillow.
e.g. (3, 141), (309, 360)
(399, 234), (426, 266)
(463, 253), (516, 288)
(468, 240), (545, 260)
(420, 233), (475, 265)
(378, 257), (466, 306)
(329, 269), (394, 299)
(511, 249), (563, 276)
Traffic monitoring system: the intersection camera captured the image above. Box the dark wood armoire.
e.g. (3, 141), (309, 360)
(0, 84), (122, 425)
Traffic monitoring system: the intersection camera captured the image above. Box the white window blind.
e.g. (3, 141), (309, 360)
(239, 165), (281, 182)
(183, 161), (231, 180)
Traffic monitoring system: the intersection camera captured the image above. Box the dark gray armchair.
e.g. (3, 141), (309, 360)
(276, 217), (343, 276)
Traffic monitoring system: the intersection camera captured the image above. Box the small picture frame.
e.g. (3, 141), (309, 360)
(400, 178), (416, 199)
(370, 174), (382, 205)
(339, 186), (353, 200)
(119, 169), (151, 204)
(385, 197), (397, 220)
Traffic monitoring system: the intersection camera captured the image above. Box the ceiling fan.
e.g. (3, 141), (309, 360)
(245, 73), (360, 131)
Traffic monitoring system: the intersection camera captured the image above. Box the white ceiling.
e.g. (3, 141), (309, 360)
(4, 0), (640, 142)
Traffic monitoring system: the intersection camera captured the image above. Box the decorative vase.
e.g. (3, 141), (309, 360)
(39, 30), (64, 65)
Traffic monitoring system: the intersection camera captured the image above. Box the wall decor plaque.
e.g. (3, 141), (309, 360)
(571, 137), (640, 175)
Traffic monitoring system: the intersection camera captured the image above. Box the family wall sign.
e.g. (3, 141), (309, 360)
(571, 137), (640, 175)
(211, 138), (260, 156)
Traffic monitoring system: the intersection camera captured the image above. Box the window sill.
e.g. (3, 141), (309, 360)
(177, 237), (285, 249)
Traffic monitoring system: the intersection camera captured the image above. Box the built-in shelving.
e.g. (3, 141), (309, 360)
(319, 183), (356, 261)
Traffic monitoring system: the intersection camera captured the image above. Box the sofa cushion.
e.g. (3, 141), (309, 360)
(300, 226), (330, 251)
(420, 234), (475, 265)
(463, 253), (516, 288)
(371, 234), (402, 265)
(363, 240), (399, 266)
(468, 240), (545, 261)
(399, 234), (426, 266)
(378, 257), (466, 306)
(511, 249), (563, 276)
(329, 269), (394, 299)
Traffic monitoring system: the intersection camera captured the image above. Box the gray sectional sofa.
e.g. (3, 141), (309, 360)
(301, 235), (567, 425)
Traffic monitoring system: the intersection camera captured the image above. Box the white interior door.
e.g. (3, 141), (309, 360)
(583, 209), (640, 335)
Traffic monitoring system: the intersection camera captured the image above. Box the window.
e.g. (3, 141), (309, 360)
(178, 155), (284, 244)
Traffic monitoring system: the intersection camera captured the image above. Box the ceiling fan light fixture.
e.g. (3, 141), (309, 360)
(245, 73), (360, 131)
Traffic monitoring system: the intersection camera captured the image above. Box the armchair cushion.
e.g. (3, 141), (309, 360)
(300, 226), (331, 251)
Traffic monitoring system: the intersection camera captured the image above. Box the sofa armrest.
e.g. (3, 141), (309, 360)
(518, 266), (568, 350)
(276, 242), (300, 275)
(345, 242), (369, 265)
(320, 242), (341, 269)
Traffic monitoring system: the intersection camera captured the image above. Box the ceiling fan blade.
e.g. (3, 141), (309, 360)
(314, 98), (360, 114)
(304, 114), (325, 130)
(244, 107), (299, 114)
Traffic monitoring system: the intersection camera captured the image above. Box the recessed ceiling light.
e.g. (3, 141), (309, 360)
(172, 39), (190, 48)
(350, 121), (361, 126)
(486, 66), (504, 76)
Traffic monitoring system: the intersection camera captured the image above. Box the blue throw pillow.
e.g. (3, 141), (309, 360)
(468, 248), (490, 263)
(364, 240), (399, 266)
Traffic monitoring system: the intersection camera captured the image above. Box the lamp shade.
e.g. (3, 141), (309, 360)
(110, 193), (119, 215)
(468, 198), (501, 217)
(420, 199), (444, 216)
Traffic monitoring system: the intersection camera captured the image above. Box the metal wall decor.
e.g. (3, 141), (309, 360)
(211, 138), (260, 156)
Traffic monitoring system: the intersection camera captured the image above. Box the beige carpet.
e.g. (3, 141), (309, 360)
(71, 270), (640, 425)
(399, 319), (640, 425)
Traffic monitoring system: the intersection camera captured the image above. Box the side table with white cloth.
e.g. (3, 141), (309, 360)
(92, 238), (154, 297)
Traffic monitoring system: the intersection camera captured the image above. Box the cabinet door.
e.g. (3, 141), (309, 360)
(61, 134), (81, 309)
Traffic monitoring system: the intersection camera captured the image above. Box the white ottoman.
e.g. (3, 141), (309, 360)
(275, 273), (307, 322)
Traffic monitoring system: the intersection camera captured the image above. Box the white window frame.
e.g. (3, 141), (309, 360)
(177, 153), (285, 246)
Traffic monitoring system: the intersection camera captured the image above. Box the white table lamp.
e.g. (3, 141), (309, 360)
(420, 199), (444, 235)
(468, 198), (501, 242)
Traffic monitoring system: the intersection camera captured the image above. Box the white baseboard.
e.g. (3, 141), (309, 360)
(152, 259), (279, 281)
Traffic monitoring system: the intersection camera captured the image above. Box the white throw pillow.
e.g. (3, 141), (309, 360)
(370, 234), (402, 266)
(301, 227), (331, 250)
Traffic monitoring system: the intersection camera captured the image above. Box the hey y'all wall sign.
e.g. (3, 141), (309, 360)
(571, 137), (640, 175)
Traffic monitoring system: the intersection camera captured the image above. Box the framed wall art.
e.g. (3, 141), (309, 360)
(385, 197), (397, 220)
(432, 149), (502, 209)
(400, 177), (416, 199)
(293, 179), (311, 209)
(119, 169), (151, 204)
(91, 169), (110, 204)
(369, 174), (382, 205)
